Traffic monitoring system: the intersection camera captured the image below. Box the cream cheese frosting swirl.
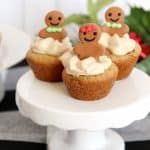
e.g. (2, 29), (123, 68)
(99, 32), (136, 56)
(60, 51), (112, 76)
(31, 37), (72, 56)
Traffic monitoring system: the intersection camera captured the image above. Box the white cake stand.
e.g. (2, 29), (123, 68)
(0, 25), (31, 102)
(16, 68), (150, 150)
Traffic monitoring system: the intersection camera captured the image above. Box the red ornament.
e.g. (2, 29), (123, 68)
(140, 44), (150, 59)
(129, 32), (142, 44)
(129, 32), (150, 59)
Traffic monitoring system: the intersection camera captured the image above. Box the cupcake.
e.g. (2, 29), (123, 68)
(99, 6), (141, 80)
(26, 10), (72, 82)
(60, 23), (118, 101)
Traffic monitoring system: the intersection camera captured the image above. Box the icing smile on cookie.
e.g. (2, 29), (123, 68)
(84, 37), (96, 42)
(110, 18), (119, 22)
(50, 22), (60, 26)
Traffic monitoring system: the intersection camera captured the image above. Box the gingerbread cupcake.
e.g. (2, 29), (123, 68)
(99, 6), (141, 80)
(60, 23), (118, 101)
(26, 10), (72, 82)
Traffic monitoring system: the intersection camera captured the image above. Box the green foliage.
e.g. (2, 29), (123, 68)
(126, 7), (150, 74)
(136, 56), (150, 75)
(65, 0), (113, 26)
(95, 0), (112, 12)
(65, 14), (91, 25)
(126, 7), (150, 45)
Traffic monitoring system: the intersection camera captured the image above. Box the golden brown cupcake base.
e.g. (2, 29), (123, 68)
(26, 50), (63, 82)
(62, 64), (118, 101)
(107, 44), (141, 80)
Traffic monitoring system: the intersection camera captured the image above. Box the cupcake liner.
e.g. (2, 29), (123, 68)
(26, 50), (63, 82)
(62, 64), (118, 101)
(108, 44), (141, 80)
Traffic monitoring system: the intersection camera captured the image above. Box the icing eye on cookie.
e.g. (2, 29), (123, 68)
(105, 6), (125, 23)
(45, 10), (65, 27)
(48, 17), (52, 20)
(79, 23), (101, 43)
(58, 17), (62, 20)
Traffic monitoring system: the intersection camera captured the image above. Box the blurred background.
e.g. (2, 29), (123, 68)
(0, 0), (150, 150)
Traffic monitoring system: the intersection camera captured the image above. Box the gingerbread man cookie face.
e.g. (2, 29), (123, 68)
(45, 11), (64, 27)
(79, 23), (101, 43)
(74, 23), (105, 60)
(102, 6), (129, 36)
(105, 7), (125, 23)
(39, 10), (67, 41)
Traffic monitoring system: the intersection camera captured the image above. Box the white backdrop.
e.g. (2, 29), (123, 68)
(0, 0), (25, 29)
(0, 0), (148, 37)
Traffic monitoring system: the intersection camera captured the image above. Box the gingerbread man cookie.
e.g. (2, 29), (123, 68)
(102, 6), (129, 37)
(39, 10), (67, 41)
(74, 23), (105, 60)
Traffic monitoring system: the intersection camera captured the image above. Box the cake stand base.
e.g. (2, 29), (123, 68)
(48, 127), (124, 150)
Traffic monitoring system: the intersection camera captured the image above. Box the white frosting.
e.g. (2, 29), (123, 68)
(60, 51), (112, 76)
(99, 32), (136, 56)
(31, 37), (73, 56)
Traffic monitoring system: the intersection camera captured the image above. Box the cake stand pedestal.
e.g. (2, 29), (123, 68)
(16, 69), (150, 150)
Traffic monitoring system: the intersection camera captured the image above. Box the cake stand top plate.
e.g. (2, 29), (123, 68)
(16, 69), (150, 130)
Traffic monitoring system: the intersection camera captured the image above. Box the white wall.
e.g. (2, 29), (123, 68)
(24, 0), (56, 36)
(0, 0), (25, 29)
